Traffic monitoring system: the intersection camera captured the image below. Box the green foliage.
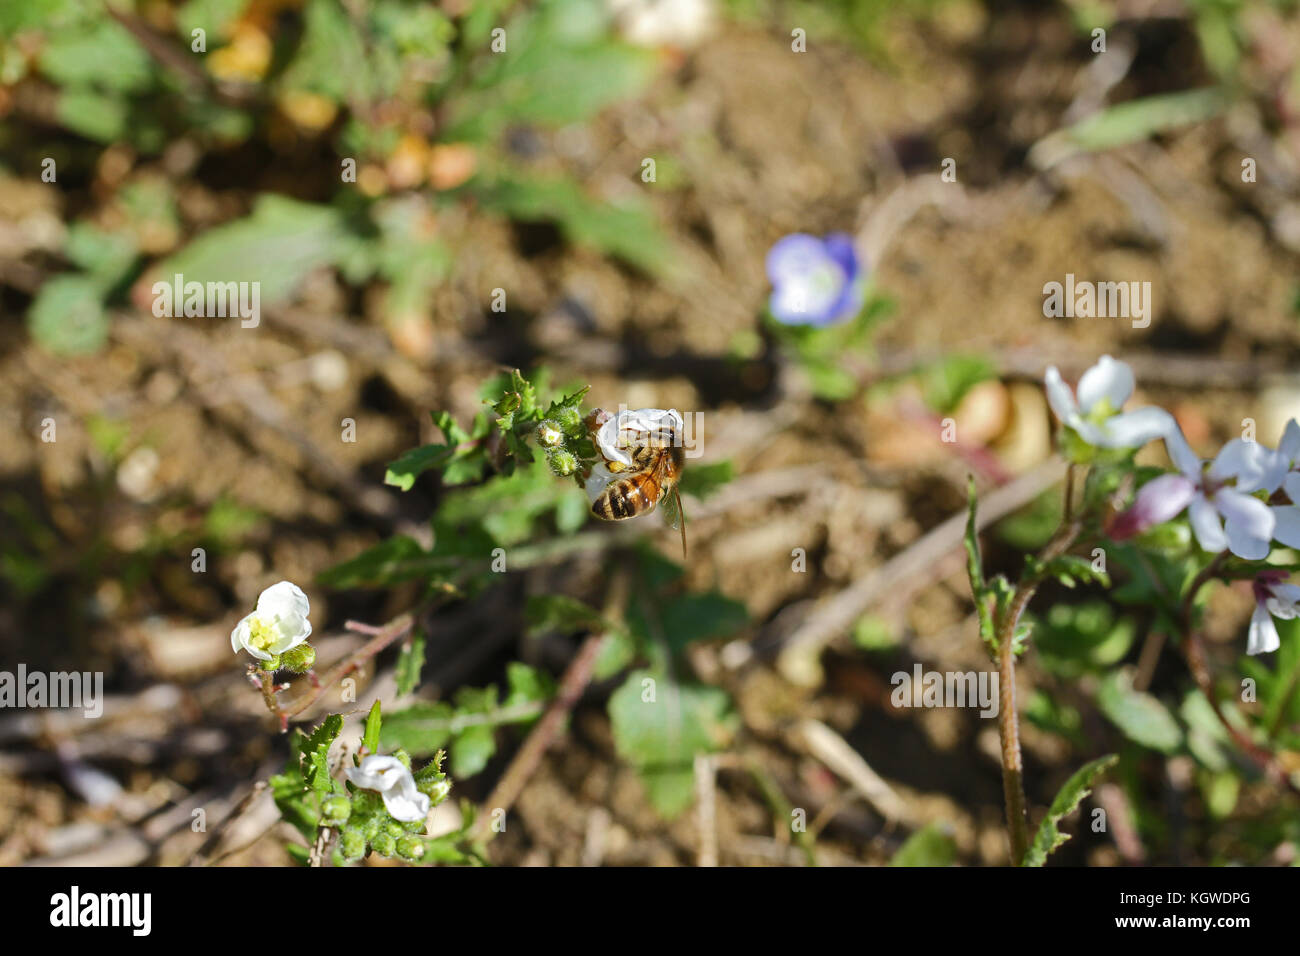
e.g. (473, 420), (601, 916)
(1097, 671), (1183, 754)
(395, 632), (427, 697)
(964, 476), (998, 656)
(888, 823), (957, 866)
(608, 669), (737, 819)
(381, 664), (553, 774)
(19, 0), (671, 354)
(1033, 599), (1135, 678)
(1022, 755), (1117, 867)
(677, 460), (734, 500)
(920, 354), (996, 415)
(767, 293), (893, 401)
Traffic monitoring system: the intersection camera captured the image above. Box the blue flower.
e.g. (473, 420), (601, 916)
(766, 232), (866, 326)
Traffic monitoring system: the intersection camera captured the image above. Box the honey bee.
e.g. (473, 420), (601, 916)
(585, 408), (688, 557)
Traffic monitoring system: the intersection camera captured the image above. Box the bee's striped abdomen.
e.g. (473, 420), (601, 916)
(592, 472), (656, 520)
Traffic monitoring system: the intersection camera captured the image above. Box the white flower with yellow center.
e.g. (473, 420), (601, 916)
(345, 755), (430, 823)
(230, 581), (313, 661)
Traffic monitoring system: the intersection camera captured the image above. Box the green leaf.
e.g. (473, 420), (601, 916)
(450, 724), (496, 778)
(888, 823), (957, 866)
(446, 0), (655, 139)
(1097, 671), (1183, 753)
(27, 274), (108, 355)
(655, 592), (747, 653)
(921, 354), (996, 415)
(608, 670), (736, 819)
(318, 535), (456, 588)
(678, 460), (733, 500)
(964, 476), (996, 655)
(157, 195), (350, 307)
(395, 632), (426, 696)
(476, 176), (673, 275)
(525, 594), (606, 637)
(362, 701), (382, 755)
(303, 714), (344, 796)
(1029, 88), (1228, 170)
(1022, 754), (1117, 867)
(38, 19), (153, 93)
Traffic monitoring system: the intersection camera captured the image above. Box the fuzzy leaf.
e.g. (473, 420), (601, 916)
(1022, 754), (1117, 867)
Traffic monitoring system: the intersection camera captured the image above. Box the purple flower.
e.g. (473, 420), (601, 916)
(766, 233), (866, 326)
(1110, 428), (1276, 560)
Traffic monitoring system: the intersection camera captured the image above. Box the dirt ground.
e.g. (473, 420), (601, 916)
(3, 2), (1299, 866)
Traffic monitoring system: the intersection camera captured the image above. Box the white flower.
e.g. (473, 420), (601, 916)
(594, 407), (683, 467)
(1045, 355), (1175, 450)
(1114, 427), (1276, 560)
(1248, 573), (1300, 656)
(584, 460), (618, 504)
(230, 581), (313, 661)
(345, 755), (430, 823)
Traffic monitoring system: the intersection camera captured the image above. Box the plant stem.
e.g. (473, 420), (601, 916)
(1176, 554), (1300, 796)
(472, 631), (608, 843)
(994, 521), (1080, 865)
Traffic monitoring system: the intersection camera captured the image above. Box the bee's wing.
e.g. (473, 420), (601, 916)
(659, 484), (681, 531)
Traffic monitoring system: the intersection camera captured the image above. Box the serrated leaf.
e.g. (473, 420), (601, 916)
(303, 714), (344, 796)
(1022, 754), (1117, 867)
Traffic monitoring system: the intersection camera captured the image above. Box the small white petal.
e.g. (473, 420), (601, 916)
(346, 755), (407, 792)
(380, 786), (430, 823)
(1163, 426), (1203, 478)
(1076, 355), (1134, 414)
(1097, 406), (1175, 449)
(1247, 604), (1281, 656)
(1210, 439), (1284, 492)
(1215, 488), (1275, 561)
(1188, 495), (1228, 553)
(1044, 367), (1078, 424)
(257, 581), (310, 621)
(584, 461), (618, 504)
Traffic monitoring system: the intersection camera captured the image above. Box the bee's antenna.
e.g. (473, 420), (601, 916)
(676, 488), (687, 560)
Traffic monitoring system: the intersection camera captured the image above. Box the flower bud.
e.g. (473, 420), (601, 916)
(393, 749), (412, 769)
(556, 406), (582, 430)
(417, 777), (452, 804)
(396, 836), (426, 862)
(281, 643), (316, 673)
(372, 831), (397, 857)
(321, 794), (351, 826)
(258, 654), (282, 671)
(536, 420), (564, 447)
(339, 828), (366, 861)
(548, 448), (578, 477)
